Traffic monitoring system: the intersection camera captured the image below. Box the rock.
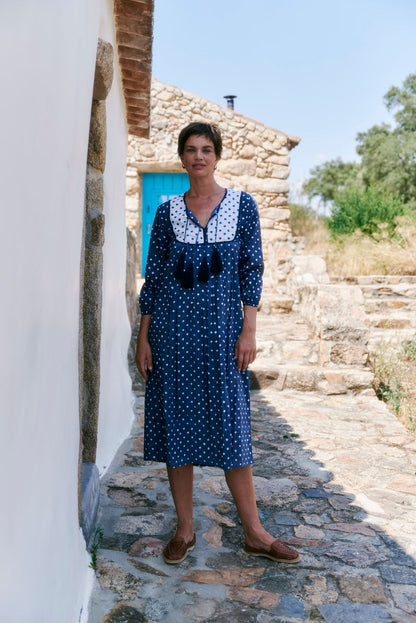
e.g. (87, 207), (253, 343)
(387, 474), (416, 496)
(144, 599), (172, 620)
(325, 543), (388, 567)
(107, 472), (146, 488)
(318, 603), (392, 623)
(273, 594), (307, 618)
(336, 574), (388, 604)
(226, 586), (280, 610)
(379, 565), (416, 584)
(182, 568), (264, 586)
(323, 523), (377, 536)
(115, 513), (165, 536)
(203, 525), (223, 547)
(330, 343), (369, 366)
(101, 602), (146, 623)
(302, 574), (338, 606)
(182, 597), (219, 622)
(129, 536), (165, 558)
(107, 488), (149, 507)
(202, 507), (236, 527)
(390, 584), (416, 614)
(294, 525), (325, 539)
(97, 561), (142, 600)
(93, 39), (114, 101)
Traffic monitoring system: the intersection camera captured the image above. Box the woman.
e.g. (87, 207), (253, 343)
(136, 122), (299, 565)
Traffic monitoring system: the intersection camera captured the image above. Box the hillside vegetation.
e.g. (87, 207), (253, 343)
(296, 72), (416, 276)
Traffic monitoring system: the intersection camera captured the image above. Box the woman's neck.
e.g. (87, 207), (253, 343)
(186, 177), (224, 198)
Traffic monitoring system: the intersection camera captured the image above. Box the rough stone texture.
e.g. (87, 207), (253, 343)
(226, 586), (280, 610)
(87, 317), (416, 623)
(126, 77), (302, 287)
(97, 561), (142, 600)
(390, 585), (416, 614)
(93, 39), (114, 100)
(81, 167), (105, 464)
(88, 100), (107, 173)
(129, 536), (165, 558)
(101, 602), (147, 623)
(182, 568), (264, 586)
(318, 603), (393, 623)
(126, 226), (138, 325)
(115, 513), (165, 536)
(336, 574), (388, 604)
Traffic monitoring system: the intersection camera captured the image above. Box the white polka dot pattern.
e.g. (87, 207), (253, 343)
(170, 189), (240, 243)
(139, 190), (264, 470)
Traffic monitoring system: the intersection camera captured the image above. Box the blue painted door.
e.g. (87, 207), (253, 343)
(142, 173), (189, 274)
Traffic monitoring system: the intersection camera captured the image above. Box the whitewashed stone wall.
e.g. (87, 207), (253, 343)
(126, 78), (301, 292)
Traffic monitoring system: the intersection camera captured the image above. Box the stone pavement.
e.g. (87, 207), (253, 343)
(87, 317), (416, 623)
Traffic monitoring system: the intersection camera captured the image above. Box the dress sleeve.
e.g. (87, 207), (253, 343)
(238, 193), (264, 307)
(139, 202), (171, 315)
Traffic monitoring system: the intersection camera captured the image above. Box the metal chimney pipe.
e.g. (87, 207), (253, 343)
(223, 95), (237, 110)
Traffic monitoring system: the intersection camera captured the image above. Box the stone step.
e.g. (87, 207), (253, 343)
(256, 338), (319, 366)
(249, 362), (374, 394)
(331, 275), (416, 286)
(364, 298), (416, 313)
(259, 295), (294, 314)
(360, 284), (416, 299)
(365, 313), (416, 330)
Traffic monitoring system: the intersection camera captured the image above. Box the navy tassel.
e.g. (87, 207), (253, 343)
(182, 261), (194, 288)
(197, 256), (210, 283)
(174, 250), (186, 280)
(210, 247), (223, 275)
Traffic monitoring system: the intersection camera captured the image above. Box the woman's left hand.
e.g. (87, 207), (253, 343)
(234, 327), (256, 372)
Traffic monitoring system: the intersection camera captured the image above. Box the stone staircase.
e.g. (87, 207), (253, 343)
(332, 276), (416, 354)
(251, 306), (374, 395)
(251, 273), (416, 395)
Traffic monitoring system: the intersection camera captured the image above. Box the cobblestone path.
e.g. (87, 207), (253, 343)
(87, 374), (416, 623)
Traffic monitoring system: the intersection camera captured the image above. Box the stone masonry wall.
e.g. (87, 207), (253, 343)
(126, 78), (301, 291)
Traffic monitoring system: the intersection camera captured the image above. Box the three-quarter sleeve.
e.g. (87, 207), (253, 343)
(139, 202), (171, 315)
(238, 193), (264, 307)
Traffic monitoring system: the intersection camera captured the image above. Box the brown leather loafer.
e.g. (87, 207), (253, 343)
(163, 533), (196, 564)
(245, 538), (300, 563)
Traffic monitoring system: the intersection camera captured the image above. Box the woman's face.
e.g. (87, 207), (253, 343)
(180, 134), (220, 178)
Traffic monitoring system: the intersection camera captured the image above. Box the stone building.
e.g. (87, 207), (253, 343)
(0, 2), (153, 622)
(126, 78), (301, 304)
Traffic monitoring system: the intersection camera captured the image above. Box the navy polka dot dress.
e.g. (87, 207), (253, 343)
(139, 190), (263, 470)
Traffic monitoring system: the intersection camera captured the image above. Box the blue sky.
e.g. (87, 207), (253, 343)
(152, 0), (416, 199)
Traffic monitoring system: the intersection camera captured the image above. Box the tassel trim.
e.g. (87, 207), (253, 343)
(174, 248), (223, 289)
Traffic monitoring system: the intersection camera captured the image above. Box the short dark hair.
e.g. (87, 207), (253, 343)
(177, 122), (222, 158)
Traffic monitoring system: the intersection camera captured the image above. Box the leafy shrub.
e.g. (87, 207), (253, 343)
(326, 186), (408, 238)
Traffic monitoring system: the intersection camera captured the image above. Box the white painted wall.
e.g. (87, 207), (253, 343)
(0, 1), (131, 621)
(96, 3), (135, 474)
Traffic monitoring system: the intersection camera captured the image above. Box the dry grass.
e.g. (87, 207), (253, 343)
(371, 336), (416, 434)
(295, 215), (416, 277)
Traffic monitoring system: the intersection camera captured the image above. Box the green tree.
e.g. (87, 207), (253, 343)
(302, 158), (361, 204)
(356, 124), (416, 204)
(303, 73), (416, 212)
(384, 73), (416, 133)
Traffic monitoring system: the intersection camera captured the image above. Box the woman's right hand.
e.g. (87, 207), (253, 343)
(135, 314), (153, 381)
(135, 336), (153, 381)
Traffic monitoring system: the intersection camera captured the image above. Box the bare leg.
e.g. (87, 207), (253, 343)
(224, 465), (275, 548)
(166, 463), (194, 541)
